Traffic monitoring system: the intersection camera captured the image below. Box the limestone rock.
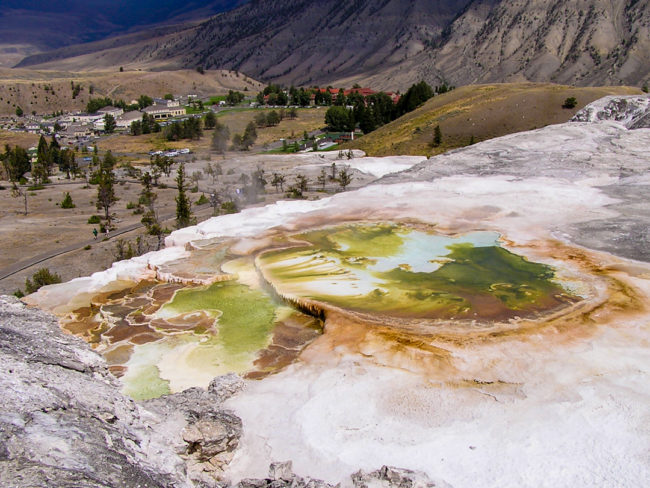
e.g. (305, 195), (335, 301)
(237, 462), (339, 488)
(209, 374), (246, 403)
(571, 95), (650, 129)
(352, 466), (453, 488)
(269, 461), (294, 480)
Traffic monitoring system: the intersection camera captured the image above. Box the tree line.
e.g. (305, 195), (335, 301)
(86, 95), (154, 114)
(1, 135), (77, 185)
(324, 81), (448, 133)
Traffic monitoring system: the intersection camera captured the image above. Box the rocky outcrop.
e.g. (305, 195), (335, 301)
(352, 466), (452, 488)
(237, 461), (339, 488)
(234, 463), (453, 488)
(143, 375), (245, 485)
(571, 95), (650, 128)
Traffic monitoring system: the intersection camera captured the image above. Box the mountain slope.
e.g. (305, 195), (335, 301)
(15, 0), (650, 89)
(0, 1), (247, 67)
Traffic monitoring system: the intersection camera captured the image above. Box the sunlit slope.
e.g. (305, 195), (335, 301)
(346, 83), (642, 156)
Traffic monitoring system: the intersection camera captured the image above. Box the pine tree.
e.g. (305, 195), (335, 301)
(433, 125), (442, 147)
(338, 168), (352, 191)
(204, 111), (217, 130)
(33, 135), (51, 183)
(96, 151), (117, 224)
(104, 113), (116, 133)
(175, 163), (192, 228)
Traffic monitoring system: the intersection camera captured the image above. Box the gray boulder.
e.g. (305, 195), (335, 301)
(352, 466), (452, 488)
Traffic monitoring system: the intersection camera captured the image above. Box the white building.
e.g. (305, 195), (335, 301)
(97, 106), (124, 118)
(142, 104), (186, 120)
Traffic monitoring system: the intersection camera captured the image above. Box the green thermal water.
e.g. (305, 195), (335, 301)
(259, 224), (571, 319)
(159, 281), (277, 354)
(116, 281), (279, 399)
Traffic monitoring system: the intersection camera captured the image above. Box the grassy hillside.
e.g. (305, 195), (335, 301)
(345, 83), (643, 157)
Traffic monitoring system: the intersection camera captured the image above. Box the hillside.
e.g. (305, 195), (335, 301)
(0, 1), (247, 67)
(15, 0), (649, 89)
(0, 68), (262, 116)
(345, 83), (643, 156)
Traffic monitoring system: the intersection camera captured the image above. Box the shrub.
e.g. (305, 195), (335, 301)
(87, 215), (101, 224)
(196, 194), (209, 205)
(221, 201), (238, 214)
(562, 97), (578, 109)
(126, 201), (137, 209)
(61, 192), (75, 208)
(84, 245), (91, 250)
(25, 268), (62, 294)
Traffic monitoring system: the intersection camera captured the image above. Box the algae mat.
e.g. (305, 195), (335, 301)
(258, 223), (576, 321)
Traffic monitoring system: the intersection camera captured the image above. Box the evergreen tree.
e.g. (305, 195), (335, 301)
(395, 81), (434, 117)
(254, 112), (268, 127)
(104, 113), (116, 133)
(175, 163), (192, 228)
(317, 168), (327, 191)
(96, 151), (117, 224)
(1, 145), (31, 183)
(59, 148), (77, 179)
(130, 120), (142, 136)
(433, 125), (442, 147)
(240, 122), (257, 150)
(60, 192), (75, 208)
(271, 173), (285, 192)
(338, 167), (352, 191)
(34, 135), (52, 181)
(139, 172), (166, 249)
(204, 111), (217, 130)
(266, 110), (281, 126)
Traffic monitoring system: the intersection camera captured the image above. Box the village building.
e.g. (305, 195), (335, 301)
(60, 123), (93, 141)
(116, 111), (143, 130)
(97, 106), (124, 118)
(68, 113), (103, 125)
(141, 103), (186, 120)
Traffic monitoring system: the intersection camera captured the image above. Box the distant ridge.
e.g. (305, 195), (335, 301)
(15, 0), (650, 90)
